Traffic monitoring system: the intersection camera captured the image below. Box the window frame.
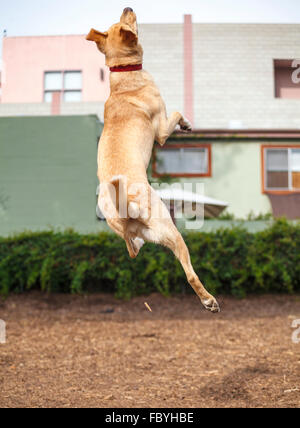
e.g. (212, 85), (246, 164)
(152, 143), (212, 178)
(44, 70), (83, 103)
(261, 144), (300, 194)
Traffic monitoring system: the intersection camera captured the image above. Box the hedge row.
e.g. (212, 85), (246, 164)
(0, 219), (299, 299)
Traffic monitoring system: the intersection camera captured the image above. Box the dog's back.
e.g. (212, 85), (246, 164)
(98, 70), (163, 184)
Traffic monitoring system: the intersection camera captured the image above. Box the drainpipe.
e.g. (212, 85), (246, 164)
(51, 91), (61, 115)
(183, 14), (194, 126)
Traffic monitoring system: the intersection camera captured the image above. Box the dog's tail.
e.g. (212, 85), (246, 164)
(108, 175), (140, 219)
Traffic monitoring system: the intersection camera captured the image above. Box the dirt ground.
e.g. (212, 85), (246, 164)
(0, 292), (300, 408)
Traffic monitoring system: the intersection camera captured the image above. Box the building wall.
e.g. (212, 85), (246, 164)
(201, 141), (272, 218)
(162, 139), (300, 219)
(0, 102), (105, 121)
(1, 23), (300, 129)
(0, 116), (103, 236)
(0, 116), (298, 234)
(139, 24), (184, 118)
(1, 35), (110, 103)
(0, 102), (51, 116)
(193, 24), (300, 129)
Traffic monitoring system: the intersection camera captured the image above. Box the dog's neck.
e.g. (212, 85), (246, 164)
(109, 66), (147, 94)
(105, 42), (144, 70)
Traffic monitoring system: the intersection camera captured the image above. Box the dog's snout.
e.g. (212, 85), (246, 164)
(123, 7), (133, 13)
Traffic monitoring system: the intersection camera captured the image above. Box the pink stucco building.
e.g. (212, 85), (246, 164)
(1, 34), (110, 104)
(0, 18), (196, 123)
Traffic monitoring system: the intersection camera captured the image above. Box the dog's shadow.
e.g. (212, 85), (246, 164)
(198, 364), (273, 407)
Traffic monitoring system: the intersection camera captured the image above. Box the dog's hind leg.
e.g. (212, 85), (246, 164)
(139, 218), (220, 313)
(169, 230), (220, 313)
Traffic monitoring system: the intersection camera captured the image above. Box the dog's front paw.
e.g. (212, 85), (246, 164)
(179, 117), (192, 132)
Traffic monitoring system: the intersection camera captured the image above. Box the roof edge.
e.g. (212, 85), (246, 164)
(174, 129), (300, 139)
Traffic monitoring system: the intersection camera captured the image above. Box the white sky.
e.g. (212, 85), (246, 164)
(1, 0), (300, 60)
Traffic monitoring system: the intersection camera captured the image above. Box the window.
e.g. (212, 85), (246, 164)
(44, 71), (82, 102)
(262, 146), (300, 192)
(274, 60), (300, 99)
(153, 144), (211, 177)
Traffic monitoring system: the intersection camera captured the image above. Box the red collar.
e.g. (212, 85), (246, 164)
(110, 64), (143, 72)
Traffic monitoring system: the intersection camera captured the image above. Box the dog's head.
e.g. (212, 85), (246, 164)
(86, 8), (143, 68)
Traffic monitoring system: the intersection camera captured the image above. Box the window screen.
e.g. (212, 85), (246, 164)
(64, 71), (82, 90)
(44, 71), (82, 103)
(265, 147), (300, 190)
(63, 91), (82, 102)
(156, 147), (208, 175)
(44, 72), (63, 91)
(44, 92), (53, 103)
(266, 149), (288, 189)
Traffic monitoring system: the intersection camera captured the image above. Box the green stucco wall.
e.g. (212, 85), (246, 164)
(0, 116), (103, 236)
(203, 141), (272, 218)
(1, 117), (297, 237)
(164, 140), (290, 219)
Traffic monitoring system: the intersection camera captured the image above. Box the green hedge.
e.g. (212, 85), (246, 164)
(0, 219), (299, 299)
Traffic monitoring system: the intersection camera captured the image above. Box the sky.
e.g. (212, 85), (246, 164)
(1, 0), (300, 59)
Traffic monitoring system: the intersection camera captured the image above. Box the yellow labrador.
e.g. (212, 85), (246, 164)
(86, 8), (220, 312)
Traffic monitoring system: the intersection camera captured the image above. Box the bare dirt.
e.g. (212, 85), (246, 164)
(0, 292), (300, 408)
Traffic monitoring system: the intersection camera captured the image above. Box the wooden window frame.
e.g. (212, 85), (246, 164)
(152, 143), (212, 178)
(261, 144), (300, 194)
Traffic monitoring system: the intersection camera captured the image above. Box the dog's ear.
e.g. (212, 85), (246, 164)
(86, 29), (108, 53)
(120, 24), (138, 42)
(86, 28), (108, 42)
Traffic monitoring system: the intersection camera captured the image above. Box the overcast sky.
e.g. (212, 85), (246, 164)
(1, 0), (300, 59)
